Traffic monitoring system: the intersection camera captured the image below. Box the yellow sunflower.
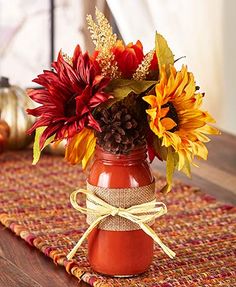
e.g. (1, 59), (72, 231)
(65, 128), (96, 169)
(143, 65), (220, 192)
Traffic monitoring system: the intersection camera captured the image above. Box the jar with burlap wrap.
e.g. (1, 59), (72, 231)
(87, 145), (155, 277)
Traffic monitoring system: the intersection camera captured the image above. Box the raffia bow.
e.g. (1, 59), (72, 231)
(67, 189), (176, 260)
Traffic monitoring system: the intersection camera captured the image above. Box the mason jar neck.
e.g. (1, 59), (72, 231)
(95, 145), (147, 164)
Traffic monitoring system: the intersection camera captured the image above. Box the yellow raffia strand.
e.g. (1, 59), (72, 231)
(67, 188), (176, 260)
(86, 8), (121, 79)
(133, 49), (155, 81)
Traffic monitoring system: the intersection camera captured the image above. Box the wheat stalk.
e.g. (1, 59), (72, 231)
(86, 8), (120, 79)
(133, 49), (155, 81)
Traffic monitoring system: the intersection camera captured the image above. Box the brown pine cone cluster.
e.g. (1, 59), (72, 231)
(95, 102), (146, 154)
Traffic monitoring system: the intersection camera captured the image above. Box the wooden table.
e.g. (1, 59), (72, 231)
(0, 132), (235, 287)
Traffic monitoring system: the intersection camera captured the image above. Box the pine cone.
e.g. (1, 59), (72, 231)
(95, 102), (146, 154)
(122, 92), (150, 129)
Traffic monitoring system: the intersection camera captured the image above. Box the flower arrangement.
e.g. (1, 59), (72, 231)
(27, 8), (219, 192)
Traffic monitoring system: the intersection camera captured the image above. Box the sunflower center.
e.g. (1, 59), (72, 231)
(162, 102), (179, 132)
(64, 94), (77, 117)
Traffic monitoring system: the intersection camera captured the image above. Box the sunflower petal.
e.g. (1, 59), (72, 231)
(193, 141), (208, 160)
(81, 134), (96, 169)
(198, 124), (220, 135)
(142, 95), (157, 107)
(161, 118), (177, 131)
(146, 108), (157, 120)
(65, 128), (96, 168)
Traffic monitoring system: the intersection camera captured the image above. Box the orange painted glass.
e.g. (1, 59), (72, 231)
(87, 145), (154, 276)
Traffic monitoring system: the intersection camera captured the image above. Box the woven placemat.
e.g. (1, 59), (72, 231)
(0, 150), (235, 287)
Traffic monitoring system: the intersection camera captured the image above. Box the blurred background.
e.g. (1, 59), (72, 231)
(0, 0), (236, 139)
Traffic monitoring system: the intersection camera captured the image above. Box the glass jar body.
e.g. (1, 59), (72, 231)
(87, 146), (154, 276)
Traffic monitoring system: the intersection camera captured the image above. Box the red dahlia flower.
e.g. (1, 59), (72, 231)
(112, 40), (144, 78)
(27, 45), (112, 149)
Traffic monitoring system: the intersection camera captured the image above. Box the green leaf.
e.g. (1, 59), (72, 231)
(33, 127), (56, 165)
(106, 79), (156, 101)
(153, 136), (168, 161)
(155, 32), (174, 76)
(161, 148), (178, 193)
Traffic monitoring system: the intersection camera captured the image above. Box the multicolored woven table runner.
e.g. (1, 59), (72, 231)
(0, 150), (236, 287)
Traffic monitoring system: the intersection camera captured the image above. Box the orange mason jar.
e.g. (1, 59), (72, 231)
(87, 145), (155, 276)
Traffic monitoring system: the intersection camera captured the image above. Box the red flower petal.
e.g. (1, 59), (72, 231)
(40, 123), (62, 149)
(27, 116), (51, 135)
(87, 113), (101, 132)
(72, 45), (82, 68)
(27, 45), (111, 145)
(112, 40), (144, 79)
(88, 92), (112, 108)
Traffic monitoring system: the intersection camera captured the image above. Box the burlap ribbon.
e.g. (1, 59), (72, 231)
(86, 182), (156, 231)
(67, 183), (176, 260)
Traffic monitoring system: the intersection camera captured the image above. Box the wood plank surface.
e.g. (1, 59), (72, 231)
(0, 256), (42, 287)
(0, 131), (235, 286)
(0, 227), (88, 287)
